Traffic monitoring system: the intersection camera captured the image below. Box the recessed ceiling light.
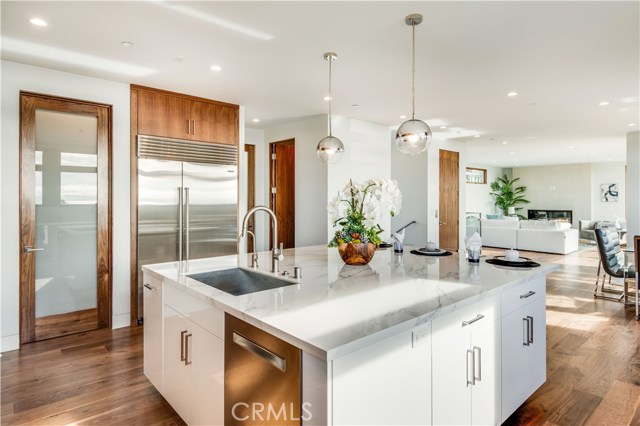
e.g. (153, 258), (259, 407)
(323, 96), (331, 101)
(400, 115), (407, 119)
(440, 125), (447, 129)
(252, 118), (260, 123)
(352, 104), (359, 108)
(502, 141), (508, 145)
(474, 135), (480, 138)
(121, 41), (134, 48)
(507, 91), (518, 97)
(509, 151), (515, 154)
(628, 123), (637, 127)
(30, 18), (47, 27)
(569, 146), (574, 149)
(210, 65), (222, 72)
(598, 101), (610, 106)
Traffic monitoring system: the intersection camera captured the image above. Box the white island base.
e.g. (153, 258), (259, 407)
(142, 245), (555, 425)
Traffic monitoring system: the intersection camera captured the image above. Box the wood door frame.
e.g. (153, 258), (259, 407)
(269, 139), (295, 250)
(19, 91), (113, 344)
(245, 144), (256, 253)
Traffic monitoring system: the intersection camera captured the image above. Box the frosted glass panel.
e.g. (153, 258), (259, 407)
(34, 109), (98, 318)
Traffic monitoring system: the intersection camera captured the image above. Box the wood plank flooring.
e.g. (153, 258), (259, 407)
(1, 246), (638, 425)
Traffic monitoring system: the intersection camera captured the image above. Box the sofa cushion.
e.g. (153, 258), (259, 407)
(481, 218), (520, 229)
(485, 214), (502, 219)
(520, 220), (571, 230)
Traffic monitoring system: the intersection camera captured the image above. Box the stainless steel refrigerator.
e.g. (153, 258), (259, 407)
(137, 135), (238, 320)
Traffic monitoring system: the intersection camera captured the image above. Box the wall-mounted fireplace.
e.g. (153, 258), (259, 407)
(527, 209), (573, 224)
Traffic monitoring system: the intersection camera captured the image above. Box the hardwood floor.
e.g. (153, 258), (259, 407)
(1, 246), (638, 425)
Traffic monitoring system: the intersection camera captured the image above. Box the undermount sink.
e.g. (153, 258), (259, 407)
(187, 268), (297, 296)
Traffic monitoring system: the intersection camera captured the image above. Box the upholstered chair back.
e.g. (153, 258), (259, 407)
(595, 228), (625, 278)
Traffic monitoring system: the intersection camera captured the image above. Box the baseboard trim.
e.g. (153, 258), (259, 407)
(1, 334), (20, 353)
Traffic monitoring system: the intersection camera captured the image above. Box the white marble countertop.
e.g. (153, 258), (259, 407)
(142, 245), (558, 361)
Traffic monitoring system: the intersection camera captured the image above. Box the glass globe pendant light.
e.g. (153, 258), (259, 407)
(395, 14), (432, 155)
(316, 52), (345, 164)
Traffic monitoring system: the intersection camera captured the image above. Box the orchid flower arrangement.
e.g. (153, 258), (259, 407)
(328, 178), (402, 247)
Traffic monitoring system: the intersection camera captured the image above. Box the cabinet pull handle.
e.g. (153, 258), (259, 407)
(473, 346), (482, 382)
(520, 290), (536, 299)
(184, 333), (193, 365)
(462, 314), (484, 327)
(180, 330), (188, 361)
(143, 283), (155, 291)
(523, 317), (530, 346)
(186, 119), (190, 134)
(527, 315), (534, 344)
(466, 349), (475, 387)
(191, 120), (195, 134)
(233, 332), (286, 372)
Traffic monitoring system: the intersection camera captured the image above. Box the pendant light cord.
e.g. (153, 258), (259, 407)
(328, 56), (333, 136)
(411, 22), (416, 121)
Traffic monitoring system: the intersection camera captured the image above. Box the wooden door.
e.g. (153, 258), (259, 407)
(137, 90), (191, 139)
(269, 140), (295, 249)
(245, 144), (256, 253)
(19, 92), (112, 344)
(439, 149), (459, 250)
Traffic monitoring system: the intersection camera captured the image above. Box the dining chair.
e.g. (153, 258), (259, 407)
(594, 228), (635, 303)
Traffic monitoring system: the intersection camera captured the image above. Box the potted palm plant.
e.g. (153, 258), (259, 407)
(490, 174), (530, 219)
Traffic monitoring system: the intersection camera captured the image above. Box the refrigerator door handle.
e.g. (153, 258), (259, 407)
(178, 187), (183, 274)
(184, 187), (190, 273)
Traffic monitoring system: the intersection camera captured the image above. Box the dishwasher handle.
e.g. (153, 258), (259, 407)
(233, 332), (286, 372)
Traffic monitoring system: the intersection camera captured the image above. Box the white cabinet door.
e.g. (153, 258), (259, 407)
(332, 325), (432, 425)
(501, 297), (546, 422)
(470, 318), (500, 426)
(189, 322), (224, 426)
(162, 305), (192, 423)
(143, 273), (163, 392)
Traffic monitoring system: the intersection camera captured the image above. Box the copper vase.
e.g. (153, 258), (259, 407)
(337, 242), (376, 265)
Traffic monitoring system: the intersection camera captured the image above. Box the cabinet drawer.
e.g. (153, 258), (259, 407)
(501, 276), (545, 316)
(165, 282), (224, 339)
(432, 294), (500, 344)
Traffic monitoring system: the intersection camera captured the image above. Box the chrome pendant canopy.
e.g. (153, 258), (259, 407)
(316, 52), (344, 164)
(395, 13), (432, 155)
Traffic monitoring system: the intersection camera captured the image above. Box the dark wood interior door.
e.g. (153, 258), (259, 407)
(245, 144), (255, 252)
(439, 149), (459, 251)
(19, 92), (112, 344)
(270, 140), (295, 249)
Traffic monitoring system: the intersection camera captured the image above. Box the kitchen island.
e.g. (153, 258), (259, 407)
(142, 245), (557, 425)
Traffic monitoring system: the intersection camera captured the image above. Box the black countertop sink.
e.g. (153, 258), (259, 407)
(187, 268), (296, 296)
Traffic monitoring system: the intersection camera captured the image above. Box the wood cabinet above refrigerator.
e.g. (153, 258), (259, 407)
(132, 85), (238, 146)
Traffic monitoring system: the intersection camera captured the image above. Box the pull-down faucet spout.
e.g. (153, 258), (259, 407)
(240, 206), (284, 273)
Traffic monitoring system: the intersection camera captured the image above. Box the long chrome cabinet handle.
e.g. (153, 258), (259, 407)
(462, 314), (485, 327)
(178, 187), (183, 270)
(473, 346), (482, 382)
(233, 332), (286, 372)
(184, 333), (193, 365)
(143, 283), (155, 291)
(184, 187), (190, 274)
(23, 246), (44, 253)
(180, 330), (188, 361)
(520, 290), (536, 299)
(186, 119), (190, 135)
(523, 317), (530, 346)
(466, 349), (475, 387)
(527, 315), (534, 344)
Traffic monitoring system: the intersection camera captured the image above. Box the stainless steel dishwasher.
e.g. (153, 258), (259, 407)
(225, 313), (302, 426)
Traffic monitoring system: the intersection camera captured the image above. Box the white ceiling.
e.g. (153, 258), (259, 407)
(1, 1), (638, 167)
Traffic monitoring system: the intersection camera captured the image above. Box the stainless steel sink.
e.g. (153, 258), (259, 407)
(187, 268), (296, 296)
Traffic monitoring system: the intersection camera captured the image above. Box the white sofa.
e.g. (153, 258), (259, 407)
(480, 218), (579, 254)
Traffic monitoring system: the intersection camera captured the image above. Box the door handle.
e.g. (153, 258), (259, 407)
(233, 332), (286, 372)
(184, 333), (193, 365)
(439, 221), (446, 225)
(523, 317), (531, 346)
(143, 283), (155, 291)
(178, 187), (183, 269)
(466, 349), (475, 387)
(527, 315), (534, 344)
(520, 290), (536, 299)
(462, 314), (484, 327)
(180, 330), (188, 361)
(473, 346), (482, 382)
(184, 187), (190, 274)
(23, 246), (44, 253)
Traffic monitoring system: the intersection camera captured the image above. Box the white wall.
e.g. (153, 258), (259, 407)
(327, 117), (392, 242)
(591, 162), (626, 221)
(391, 136), (467, 249)
(264, 115), (328, 247)
(465, 165), (510, 215)
(512, 164), (592, 228)
(627, 131), (640, 239)
(1, 61), (131, 351)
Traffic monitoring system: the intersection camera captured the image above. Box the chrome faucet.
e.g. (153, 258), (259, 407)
(246, 230), (259, 268)
(240, 206), (284, 273)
